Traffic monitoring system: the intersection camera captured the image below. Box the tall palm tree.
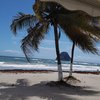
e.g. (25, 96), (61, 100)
(69, 42), (75, 76)
(11, 0), (100, 81)
(11, 0), (63, 81)
(43, 1), (100, 77)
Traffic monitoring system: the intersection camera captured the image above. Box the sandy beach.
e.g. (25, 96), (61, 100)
(0, 71), (100, 100)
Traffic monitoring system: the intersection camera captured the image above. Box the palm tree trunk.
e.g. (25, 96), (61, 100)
(69, 42), (75, 76)
(53, 23), (63, 81)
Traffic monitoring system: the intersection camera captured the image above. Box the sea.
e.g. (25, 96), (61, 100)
(0, 56), (100, 72)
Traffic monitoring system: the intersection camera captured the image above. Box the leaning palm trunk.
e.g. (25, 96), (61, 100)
(69, 42), (75, 76)
(53, 22), (63, 81)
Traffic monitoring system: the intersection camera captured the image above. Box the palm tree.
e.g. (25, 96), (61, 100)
(69, 42), (75, 77)
(11, 0), (63, 81)
(11, 0), (100, 81)
(34, 1), (100, 78)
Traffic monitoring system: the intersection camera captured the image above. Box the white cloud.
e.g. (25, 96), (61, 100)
(43, 39), (71, 45)
(43, 40), (54, 43)
(39, 47), (54, 51)
(4, 50), (21, 54)
(34, 46), (56, 59)
(97, 46), (100, 49)
(41, 39), (71, 50)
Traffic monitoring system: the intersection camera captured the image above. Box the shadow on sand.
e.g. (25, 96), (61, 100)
(0, 79), (100, 100)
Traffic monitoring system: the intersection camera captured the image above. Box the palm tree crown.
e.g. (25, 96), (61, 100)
(11, 0), (100, 59)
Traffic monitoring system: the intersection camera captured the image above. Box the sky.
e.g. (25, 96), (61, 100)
(0, 0), (100, 63)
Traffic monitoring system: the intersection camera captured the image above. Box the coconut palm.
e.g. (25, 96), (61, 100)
(11, 0), (100, 81)
(11, 0), (63, 81)
(33, 0), (100, 78)
(69, 42), (75, 77)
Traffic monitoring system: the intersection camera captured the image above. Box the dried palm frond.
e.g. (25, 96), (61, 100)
(11, 12), (37, 34)
(35, 1), (100, 40)
(21, 21), (49, 60)
(11, 0), (100, 61)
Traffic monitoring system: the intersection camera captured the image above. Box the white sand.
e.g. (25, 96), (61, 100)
(0, 72), (100, 100)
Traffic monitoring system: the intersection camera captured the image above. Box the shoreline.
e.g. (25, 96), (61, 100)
(0, 69), (100, 75)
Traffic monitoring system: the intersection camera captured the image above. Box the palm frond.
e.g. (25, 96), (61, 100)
(37, 1), (100, 40)
(11, 12), (37, 34)
(33, 0), (46, 22)
(11, 0), (100, 60)
(60, 25), (98, 54)
(57, 12), (100, 39)
(92, 16), (100, 30)
(35, 1), (100, 54)
(21, 22), (49, 60)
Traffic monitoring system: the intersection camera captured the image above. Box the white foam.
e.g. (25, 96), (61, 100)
(0, 62), (100, 72)
(0, 62), (5, 65)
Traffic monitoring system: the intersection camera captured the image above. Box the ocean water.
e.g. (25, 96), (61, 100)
(0, 56), (100, 72)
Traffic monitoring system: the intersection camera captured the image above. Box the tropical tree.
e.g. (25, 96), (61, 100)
(34, 0), (100, 78)
(68, 17), (100, 77)
(11, 0), (100, 81)
(69, 42), (75, 77)
(11, 0), (63, 81)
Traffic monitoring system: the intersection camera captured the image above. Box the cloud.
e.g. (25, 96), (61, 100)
(97, 46), (100, 49)
(4, 50), (21, 54)
(43, 39), (71, 45)
(41, 39), (71, 50)
(39, 47), (54, 51)
(33, 46), (56, 59)
(0, 50), (24, 57)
